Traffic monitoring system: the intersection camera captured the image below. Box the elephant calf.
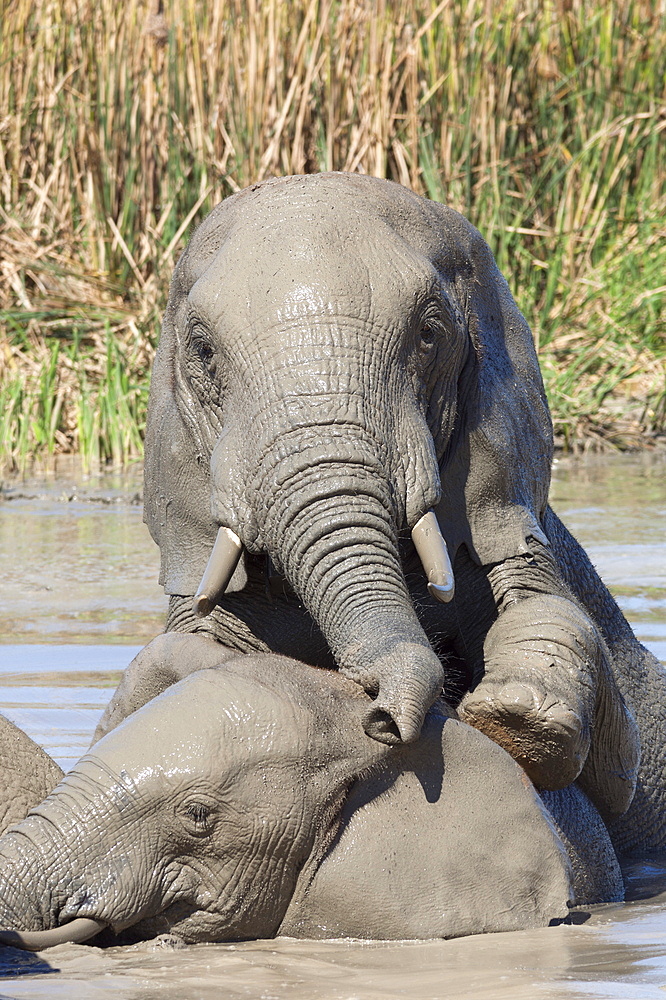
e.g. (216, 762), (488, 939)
(0, 655), (624, 950)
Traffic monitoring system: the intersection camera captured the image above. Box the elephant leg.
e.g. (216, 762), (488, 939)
(577, 644), (640, 821)
(92, 633), (234, 743)
(459, 593), (639, 815)
(459, 593), (596, 789)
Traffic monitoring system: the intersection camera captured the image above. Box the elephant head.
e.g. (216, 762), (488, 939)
(0, 655), (590, 949)
(143, 173), (552, 746)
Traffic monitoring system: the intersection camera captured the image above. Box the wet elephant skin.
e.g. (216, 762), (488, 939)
(0, 657), (623, 947)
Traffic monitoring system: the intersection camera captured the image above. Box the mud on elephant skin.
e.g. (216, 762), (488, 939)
(0, 655), (624, 950)
(142, 170), (638, 808)
(96, 622), (666, 857)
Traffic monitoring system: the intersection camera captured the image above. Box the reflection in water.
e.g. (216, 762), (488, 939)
(0, 454), (664, 998)
(623, 855), (666, 901)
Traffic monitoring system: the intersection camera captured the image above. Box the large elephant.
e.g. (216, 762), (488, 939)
(140, 172), (641, 815)
(0, 653), (625, 950)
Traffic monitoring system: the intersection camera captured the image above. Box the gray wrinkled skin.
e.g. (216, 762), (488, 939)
(0, 714), (63, 837)
(142, 172), (641, 811)
(0, 658), (623, 946)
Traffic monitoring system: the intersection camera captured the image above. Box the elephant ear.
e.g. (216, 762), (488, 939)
(143, 195), (254, 596)
(430, 205), (552, 566)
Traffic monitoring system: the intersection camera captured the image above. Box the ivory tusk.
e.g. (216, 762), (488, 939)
(411, 510), (455, 603)
(193, 526), (243, 617)
(0, 917), (106, 952)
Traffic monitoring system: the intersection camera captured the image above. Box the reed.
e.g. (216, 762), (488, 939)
(1, 0), (664, 469)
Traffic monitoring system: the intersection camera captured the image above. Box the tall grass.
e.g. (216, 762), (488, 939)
(1, 0), (665, 469)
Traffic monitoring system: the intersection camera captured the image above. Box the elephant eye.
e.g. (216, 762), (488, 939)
(178, 796), (218, 837)
(418, 316), (444, 357)
(417, 298), (447, 353)
(420, 323), (437, 346)
(191, 330), (217, 376)
(187, 803), (209, 823)
(184, 317), (225, 407)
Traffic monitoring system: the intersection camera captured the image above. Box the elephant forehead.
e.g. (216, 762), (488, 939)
(93, 671), (311, 781)
(189, 211), (437, 334)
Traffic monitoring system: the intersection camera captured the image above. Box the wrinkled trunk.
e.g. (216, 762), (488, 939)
(236, 428), (446, 744)
(0, 811), (72, 934)
(0, 765), (144, 945)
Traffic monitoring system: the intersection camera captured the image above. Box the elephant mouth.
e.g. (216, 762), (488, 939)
(192, 509), (455, 619)
(0, 890), (228, 952)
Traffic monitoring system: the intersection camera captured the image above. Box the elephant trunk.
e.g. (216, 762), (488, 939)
(240, 433), (446, 744)
(0, 766), (139, 947)
(0, 919), (105, 952)
(0, 822), (108, 950)
(0, 816), (72, 938)
(0, 820), (109, 950)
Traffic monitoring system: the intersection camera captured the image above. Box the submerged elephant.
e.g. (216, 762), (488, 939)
(0, 654), (625, 950)
(140, 172), (641, 814)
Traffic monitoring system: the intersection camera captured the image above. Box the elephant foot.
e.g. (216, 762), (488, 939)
(459, 679), (589, 790)
(458, 595), (599, 791)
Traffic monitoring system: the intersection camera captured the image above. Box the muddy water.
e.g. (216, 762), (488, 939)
(0, 453), (664, 998)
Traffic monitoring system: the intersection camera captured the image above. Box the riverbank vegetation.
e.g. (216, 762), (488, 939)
(1, 0), (664, 470)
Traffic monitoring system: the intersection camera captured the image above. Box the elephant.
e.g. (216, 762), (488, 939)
(0, 652), (626, 951)
(138, 171), (645, 821)
(0, 713), (62, 836)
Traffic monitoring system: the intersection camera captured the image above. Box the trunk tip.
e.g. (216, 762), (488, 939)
(362, 704), (422, 745)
